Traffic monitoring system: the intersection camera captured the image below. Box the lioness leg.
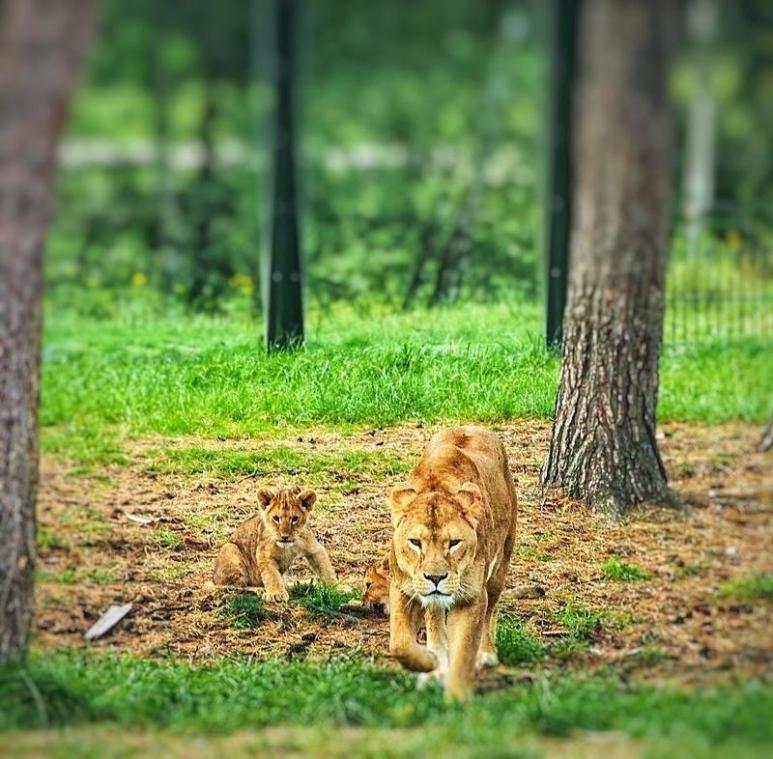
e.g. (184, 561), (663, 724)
(479, 571), (505, 668)
(305, 538), (337, 583)
(389, 585), (437, 673)
(213, 542), (250, 586)
(446, 594), (487, 701)
(424, 605), (449, 673)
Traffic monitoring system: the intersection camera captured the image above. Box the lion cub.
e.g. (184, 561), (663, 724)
(362, 554), (390, 614)
(212, 485), (336, 602)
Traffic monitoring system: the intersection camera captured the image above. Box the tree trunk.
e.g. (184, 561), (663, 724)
(758, 420), (773, 453)
(0, 0), (94, 664)
(541, 0), (676, 514)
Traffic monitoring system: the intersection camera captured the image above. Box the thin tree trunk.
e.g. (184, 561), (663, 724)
(0, 0), (94, 664)
(541, 0), (676, 514)
(758, 420), (773, 453)
(683, 0), (717, 245)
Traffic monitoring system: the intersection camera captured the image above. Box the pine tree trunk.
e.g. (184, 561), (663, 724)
(541, 0), (676, 513)
(0, 0), (94, 664)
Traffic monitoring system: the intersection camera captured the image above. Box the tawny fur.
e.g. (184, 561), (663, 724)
(388, 426), (517, 700)
(362, 554), (390, 614)
(212, 486), (336, 602)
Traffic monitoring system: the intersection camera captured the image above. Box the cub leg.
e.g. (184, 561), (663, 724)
(445, 594), (487, 701)
(213, 542), (250, 586)
(389, 584), (437, 673)
(305, 538), (337, 583)
(424, 605), (449, 674)
(258, 558), (289, 602)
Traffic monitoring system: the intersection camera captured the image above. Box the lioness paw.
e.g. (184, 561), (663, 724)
(417, 669), (445, 689)
(476, 651), (499, 669)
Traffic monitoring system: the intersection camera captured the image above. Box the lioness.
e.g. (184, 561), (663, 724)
(362, 554), (390, 614)
(212, 485), (336, 601)
(388, 426), (517, 700)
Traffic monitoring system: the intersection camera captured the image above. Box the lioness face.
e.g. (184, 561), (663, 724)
(391, 486), (482, 609)
(258, 486), (316, 547)
(362, 556), (390, 614)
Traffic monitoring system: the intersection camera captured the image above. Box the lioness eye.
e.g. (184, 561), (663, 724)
(408, 538), (422, 549)
(273, 515), (280, 523)
(291, 516), (299, 525)
(365, 582), (372, 590)
(449, 539), (461, 548)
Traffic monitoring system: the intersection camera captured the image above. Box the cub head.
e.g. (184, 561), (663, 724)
(362, 555), (390, 615)
(257, 485), (316, 547)
(390, 482), (483, 609)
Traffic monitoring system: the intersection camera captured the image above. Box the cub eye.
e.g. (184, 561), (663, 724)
(365, 581), (372, 590)
(273, 515), (280, 524)
(448, 539), (462, 549)
(408, 538), (422, 549)
(291, 516), (299, 525)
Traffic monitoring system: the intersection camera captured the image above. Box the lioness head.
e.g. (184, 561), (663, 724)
(390, 482), (483, 608)
(257, 485), (316, 546)
(362, 555), (390, 614)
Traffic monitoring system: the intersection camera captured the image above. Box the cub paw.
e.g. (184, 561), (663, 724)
(264, 588), (289, 603)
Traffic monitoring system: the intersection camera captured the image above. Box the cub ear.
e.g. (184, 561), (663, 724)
(257, 488), (275, 510)
(456, 482), (484, 529)
(298, 490), (317, 512)
(389, 484), (417, 526)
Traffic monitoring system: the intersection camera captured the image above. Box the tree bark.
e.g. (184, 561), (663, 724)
(758, 420), (773, 453)
(541, 0), (676, 513)
(0, 0), (94, 664)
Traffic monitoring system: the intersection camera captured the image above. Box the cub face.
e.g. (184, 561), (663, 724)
(390, 482), (483, 609)
(362, 555), (390, 614)
(258, 486), (316, 547)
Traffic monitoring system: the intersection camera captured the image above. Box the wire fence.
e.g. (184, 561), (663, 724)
(665, 211), (773, 343)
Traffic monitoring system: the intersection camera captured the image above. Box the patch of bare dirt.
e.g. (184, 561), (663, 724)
(34, 421), (772, 684)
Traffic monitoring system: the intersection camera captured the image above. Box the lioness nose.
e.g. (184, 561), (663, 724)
(424, 573), (448, 587)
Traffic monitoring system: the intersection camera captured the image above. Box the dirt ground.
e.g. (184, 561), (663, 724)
(34, 421), (772, 685)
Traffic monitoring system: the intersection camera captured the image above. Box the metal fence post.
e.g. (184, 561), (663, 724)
(543, 0), (580, 348)
(265, 0), (304, 350)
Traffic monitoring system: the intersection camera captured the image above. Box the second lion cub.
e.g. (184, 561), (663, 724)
(213, 485), (336, 601)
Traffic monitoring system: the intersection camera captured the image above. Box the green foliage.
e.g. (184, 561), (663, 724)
(217, 594), (267, 629)
(495, 615), (547, 665)
(601, 558), (648, 582)
(290, 582), (360, 618)
(719, 573), (773, 602)
(1, 652), (772, 755)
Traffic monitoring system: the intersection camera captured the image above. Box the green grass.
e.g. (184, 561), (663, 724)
(39, 302), (772, 461)
(601, 558), (648, 582)
(719, 573), (773, 602)
(217, 594), (267, 629)
(290, 582), (361, 618)
(551, 601), (606, 657)
(495, 615), (547, 664)
(1, 652), (771, 756)
(146, 445), (408, 483)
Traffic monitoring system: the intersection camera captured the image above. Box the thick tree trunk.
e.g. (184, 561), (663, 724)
(0, 0), (94, 664)
(541, 0), (676, 513)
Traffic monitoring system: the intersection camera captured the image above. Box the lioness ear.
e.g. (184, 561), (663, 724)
(298, 490), (317, 512)
(456, 482), (484, 529)
(389, 484), (417, 526)
(257, 488), (275, 510)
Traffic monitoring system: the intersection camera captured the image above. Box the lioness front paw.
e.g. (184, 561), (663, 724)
(264, 588), (289, 603)
(417, 668), (445, 689)
(476, 651), (499, 669)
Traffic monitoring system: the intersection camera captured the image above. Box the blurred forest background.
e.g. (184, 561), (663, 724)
(48, 0), (772, 337)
